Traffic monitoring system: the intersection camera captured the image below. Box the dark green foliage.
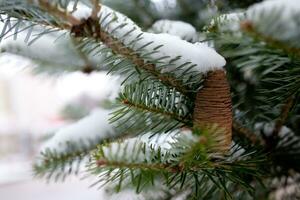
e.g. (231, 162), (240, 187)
(207, 5), (300, 198)
(88, 129), (266, 199)
(1, 0), (300, 199)
(111, 80), (193, 135)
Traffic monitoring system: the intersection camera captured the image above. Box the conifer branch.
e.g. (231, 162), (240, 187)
(240, 20), (300, 57)
(79, 22), (191, 95)
(90, 0), (101, 20)
(1, 1), (203, 96)
(233, 121), (264, 145)
(121, 98), (192, 125)
(34, 147), (90, 180)
(90, 134), (266, 198)
(34, 1), (193, 96)
(37, 0), (81, 26)
(34, 133), (133, 181)
(96, 159), (181, 173)
(272, 95), (295, 137)
(70, 37), (95, 73)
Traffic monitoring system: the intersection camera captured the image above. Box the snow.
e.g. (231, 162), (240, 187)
(247, 0), (300, 19)
(1, 30), (83, 67)
(97, 130), (194, 200)
(5, 1), (226, 75)
(150, 20), (198, 42)
(41, 108), (115, 153)
(140, 33), (226, 73)
(255, 122), (294, 137)
(101, 129), (192, 163)
(69, 3), (226, 73)
(101, 135), (166, 163)
(70, 3), (92, 20)
(211, 12), (245, 32)
(247, 0), (300, 40)
(0, 22), (106, 72)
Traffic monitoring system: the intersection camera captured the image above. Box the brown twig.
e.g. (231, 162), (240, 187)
(38, 0), (82, 26)
(233, 121), (264, 145)
(96, 159), (183, 173)
(90, 0), (101, 20)
(272, 95), (295, 137)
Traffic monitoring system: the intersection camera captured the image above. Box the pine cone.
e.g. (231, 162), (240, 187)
(193, 70), (232, 150)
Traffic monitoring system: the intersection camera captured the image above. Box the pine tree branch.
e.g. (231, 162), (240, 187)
(38, 0), (82, 26)
(80, 21), (191, 95)
(95, 159), (248, 174)
(89, 131), (266, 198)
(272, 95), (295, 137)
(70, 37), (95, 73)
(34, 132), (133, 181)
(96, 159), (181, 173)
(34, 1), (192, 96)
(34, 147), (90, 179)
(121, 98), (192, 125)
(90, 0), (101, 20)
(232, 121), (264, 145)
(240, 20), (300, 57)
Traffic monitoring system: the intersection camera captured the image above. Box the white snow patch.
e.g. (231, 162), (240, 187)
(102, 129), (192, 163)
(141, 33), (226, 73)
(212, 12), (245, 32)
(41, 108), (115, 153)
(247, 0), (300, 40)
(255, 122), (294, 138)
(150, 20), (198, 42)
(0, 21), (105, 70)
(1, 31), (85, 67)
(247, 0), (300, 19)
(71, 3), (92, 20)
(69, 4), (226, 73)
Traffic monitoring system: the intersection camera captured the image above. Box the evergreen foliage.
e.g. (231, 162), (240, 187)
(1, 0), (299, 199)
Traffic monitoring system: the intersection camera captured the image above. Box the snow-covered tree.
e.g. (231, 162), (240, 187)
(0, 0), (299, 199)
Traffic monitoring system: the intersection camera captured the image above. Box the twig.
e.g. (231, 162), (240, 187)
(233, 120), (264, 145)
(272, 95), (295, 137)
(122, 98), (192, 125)
(38, 0), (82, 26)
(96, 159), (183, 173)
(90, 0), (101, 20)
(36, 0), (192, 96)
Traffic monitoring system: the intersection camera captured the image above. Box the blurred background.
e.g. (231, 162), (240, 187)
(0, 54), (120, 200)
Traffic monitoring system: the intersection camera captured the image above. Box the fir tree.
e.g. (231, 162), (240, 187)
(0, 0), (299, 199)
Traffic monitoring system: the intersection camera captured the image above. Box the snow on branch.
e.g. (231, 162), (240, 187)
(93, 5), (226, 73)
(247, 0), (300, 28)
(210, 12), (245, 32)
(150, 19), (198, 42)
(0, 21), (106, 74)
(65, 2), (226, 97)
(245, 0), (300, 50)
(41, 108), (117, 153)
(66, 2), (226, 73)
(0, 1), (226, 95)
